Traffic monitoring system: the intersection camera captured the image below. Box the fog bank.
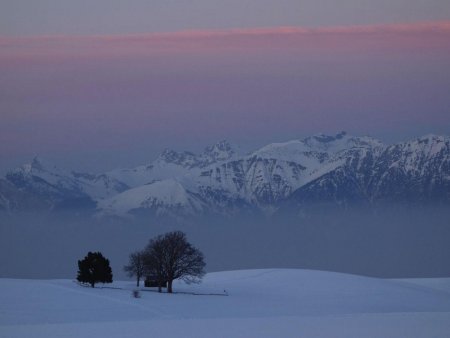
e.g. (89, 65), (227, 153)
(1, 206), (449, 279)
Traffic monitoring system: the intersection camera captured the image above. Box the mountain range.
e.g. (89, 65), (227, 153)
(1, 132), (449, 219)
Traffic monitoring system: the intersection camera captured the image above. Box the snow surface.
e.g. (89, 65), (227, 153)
(97, 179), (204, 216)
(1, 269), (450, 338)
(106, 161), (198, 189)
(254, 132), (382, 163)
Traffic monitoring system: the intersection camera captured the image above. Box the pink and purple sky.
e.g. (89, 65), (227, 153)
(1, 1), (450, 172)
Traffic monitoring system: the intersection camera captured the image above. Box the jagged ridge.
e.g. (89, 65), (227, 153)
(1, 134), (449, 218)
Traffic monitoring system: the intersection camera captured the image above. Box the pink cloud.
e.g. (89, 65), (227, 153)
(1, 21), (449, 159)
(1, 21), (450, 64)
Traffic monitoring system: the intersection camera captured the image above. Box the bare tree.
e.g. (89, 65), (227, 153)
(144, 238), (167, 293)
(124, 251), (146, 287)
(145, 231), (205, 293)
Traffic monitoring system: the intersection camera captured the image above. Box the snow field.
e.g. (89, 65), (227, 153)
(1, 269), (450, 338)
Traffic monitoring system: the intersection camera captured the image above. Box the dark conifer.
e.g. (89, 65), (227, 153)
(77, 251), (113, 288)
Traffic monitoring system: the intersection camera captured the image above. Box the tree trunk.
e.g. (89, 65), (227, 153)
(136, 277), (140, 287)
(90, 282), (95, 288)
(167, 280), (173, 293)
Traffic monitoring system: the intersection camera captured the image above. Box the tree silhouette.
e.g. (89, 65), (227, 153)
(77, 251), (113, 288)
(124, 250), (146, 287)
(145, 231), (205, 293)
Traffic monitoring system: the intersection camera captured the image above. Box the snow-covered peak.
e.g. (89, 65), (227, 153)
(3, 132), (448, 218)
(417, 134), (448, 142)
(157, 149), (199, 168)
(11, 157), (72, 180)
(4, 157), (88, 201)
(388, 134), (449, 163)
(155, 141), (237, 169)
(19, 156), (61, 174)
(253, 140), (317, 161)
(5, 157), (128, 201)
(302, 131), (383, 153)
(414, 134), (449, 153)
(252, 132), (382, 165)
(29, 156), (46, 171)
(201, 140), (236, 164)
(306, 131), (348, 143)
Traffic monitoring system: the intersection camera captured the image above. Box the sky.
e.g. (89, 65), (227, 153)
(1, 1), (450, 173)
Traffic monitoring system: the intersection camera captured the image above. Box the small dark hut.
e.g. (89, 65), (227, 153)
(144, 274), (168, 288)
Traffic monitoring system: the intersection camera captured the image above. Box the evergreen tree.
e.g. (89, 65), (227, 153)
(77, 251), (113, 288)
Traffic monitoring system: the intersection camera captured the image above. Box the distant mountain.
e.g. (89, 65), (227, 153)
(1, 133), (449, 218)
(97, 179), (206, 219)
(105, 140), (237, 189)
(0, 178), (50, 212)
(284, 134), (450, 212)
(4, 157), (127, 212)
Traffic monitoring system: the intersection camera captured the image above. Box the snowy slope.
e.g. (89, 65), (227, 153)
(1, 269), (450, 338)
(105, 151), (200, 188)
(98, 179), (205, 217)
(188, 132), (384, 211)
(0, 178), (50, 212)
(370, 134), (450, 201)
(106, 140), (238, 188)
(5, 157), (127, 207)
(286, 134), (450, 209)
(6, 157), (86, 198)
(254, 131), (382, 162)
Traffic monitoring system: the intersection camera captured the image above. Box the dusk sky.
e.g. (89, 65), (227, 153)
(1, 1), (450, 172)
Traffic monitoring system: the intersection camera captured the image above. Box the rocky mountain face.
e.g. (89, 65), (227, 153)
(287, 135), (450, 211)
(1, 133), (449, 218)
